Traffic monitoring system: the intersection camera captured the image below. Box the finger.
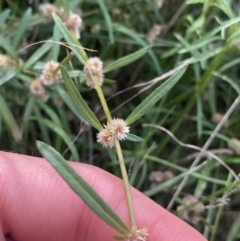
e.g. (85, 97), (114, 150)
(0, 151), (206, 241)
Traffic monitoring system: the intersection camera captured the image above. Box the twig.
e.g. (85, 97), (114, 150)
(143, 124), (238, 180)
(167, 95), (240, 210)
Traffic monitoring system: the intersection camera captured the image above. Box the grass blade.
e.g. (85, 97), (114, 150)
(24, 42), (52, 68)
(112, 23), (161, 74)
(126, 65), (188, 125)
(226, 214), (240, 241)
(51, 26), (61, 61)
(0, 94), (22, 141)
(126, 133), (143, 142)
(0, 9), (11, 26)
(103, 46), (150, 73)
(56, 86), (88, 124)
(32, 118), (79, 161)
(97, 0), (114, 44)
(52, 13), (88, 63)
(60, 66), (102, 130)
(0, 34), (18, 60)
(0, 68), (18, 86)
(12, 8), (32, 49)
(36, 141), (129, 235)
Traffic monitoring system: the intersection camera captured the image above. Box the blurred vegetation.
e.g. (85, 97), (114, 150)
(1, 0), (240, 240)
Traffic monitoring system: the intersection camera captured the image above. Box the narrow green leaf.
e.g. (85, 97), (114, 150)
(24, 42), (52, 68)
(187, 0), (205, 3)
(60, 66), (102, 130)
(96, 0), (114, 44)
(21, 97), (35, 133)
(214, 0), (234, 18)
(226, 214), (240, 241)
(126, 133), (143, 142)
(32, 118), (79, 161)
(104, 78), (116, 84)
(126, 65), (188, 125)
(214, 71), (240, 96)
(56, 86), (88, 124)
(0, 35), (18, 60)
(112, 23), (161, 74)
(36, 141), (129, 235)
(0, 68), (18, 86)
(52, 13), (88, 63)
(107, 148), (117, 164)
(187, 15), (205, 34)
(59, 0), (70, 17)
(0, 94), (22, 141)
(0, 9), (11, 26)
(33, 105), (51, 144)
(51, 26), (61, 61)
(80, 72), (86, 83)
(37, 100), (63, 128)
(12, 8), (32, 49)
(113, 235), (126, 240)
(103, 46), (150, 73)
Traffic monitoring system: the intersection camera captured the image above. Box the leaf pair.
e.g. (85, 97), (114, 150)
(60, 63), (188, 130)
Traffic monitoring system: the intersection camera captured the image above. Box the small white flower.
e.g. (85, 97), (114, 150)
(40, 60), (61, 86)
(65, 12), (82, 38)
(91, 24), (101, 34)
(83, 57), (103, 89)
(97, 118), (130, 148)
(0, 54), (16, 69)
(146, 24), (161, 43)
(39, 3), (58, 17)
(127, 228), (149, 241)
(29, 79), (49, 101)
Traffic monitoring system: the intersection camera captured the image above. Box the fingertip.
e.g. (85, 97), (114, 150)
(0, 152), (206, 241)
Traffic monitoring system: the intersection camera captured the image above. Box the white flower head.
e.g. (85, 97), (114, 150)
(127, 228), (149, 241)
(83, 57), (103, 89)
(177, 195), (205, 224)
(91, 24), (101, 34)
(97, 118), (130, 148)
(39, 3), (58, 17)
(146, 24), (161, 43)
(29, 79), (49, 101)
(65, 12), (82, 38)
(0, 54), (16, 69)
(40, 60), (61, 86)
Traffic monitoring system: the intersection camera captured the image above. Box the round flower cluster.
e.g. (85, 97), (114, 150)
(40, 60), (61, 86)
(146, 24), (161, 43)
(126, 228), (148, 241)
(38, 3), (60, 18)
(0, 54), (17, 69)
(65, 12), (82, 39)
(29, 79), (49, 101)
(177, 195), (205, 224)
(83, 57), (103, 89)
(97, 118), (130, 148)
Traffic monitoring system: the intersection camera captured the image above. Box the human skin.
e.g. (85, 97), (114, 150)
(0, 151), (207, 241)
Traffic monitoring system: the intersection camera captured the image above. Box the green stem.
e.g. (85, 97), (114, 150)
(115, 139), (136, 229)
(95, 81), (112, 121)
(56, 52), (75, 73)
(70, 30), (88, 62)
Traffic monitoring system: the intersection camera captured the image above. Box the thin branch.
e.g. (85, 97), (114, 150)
(176, 149), (234, 164)
(167, 95), (240, 210)
(143, 124), (238, 181)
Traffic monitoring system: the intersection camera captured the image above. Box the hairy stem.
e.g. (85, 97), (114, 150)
(95, 80), (112, 121)
(115, 139), (136, 229)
